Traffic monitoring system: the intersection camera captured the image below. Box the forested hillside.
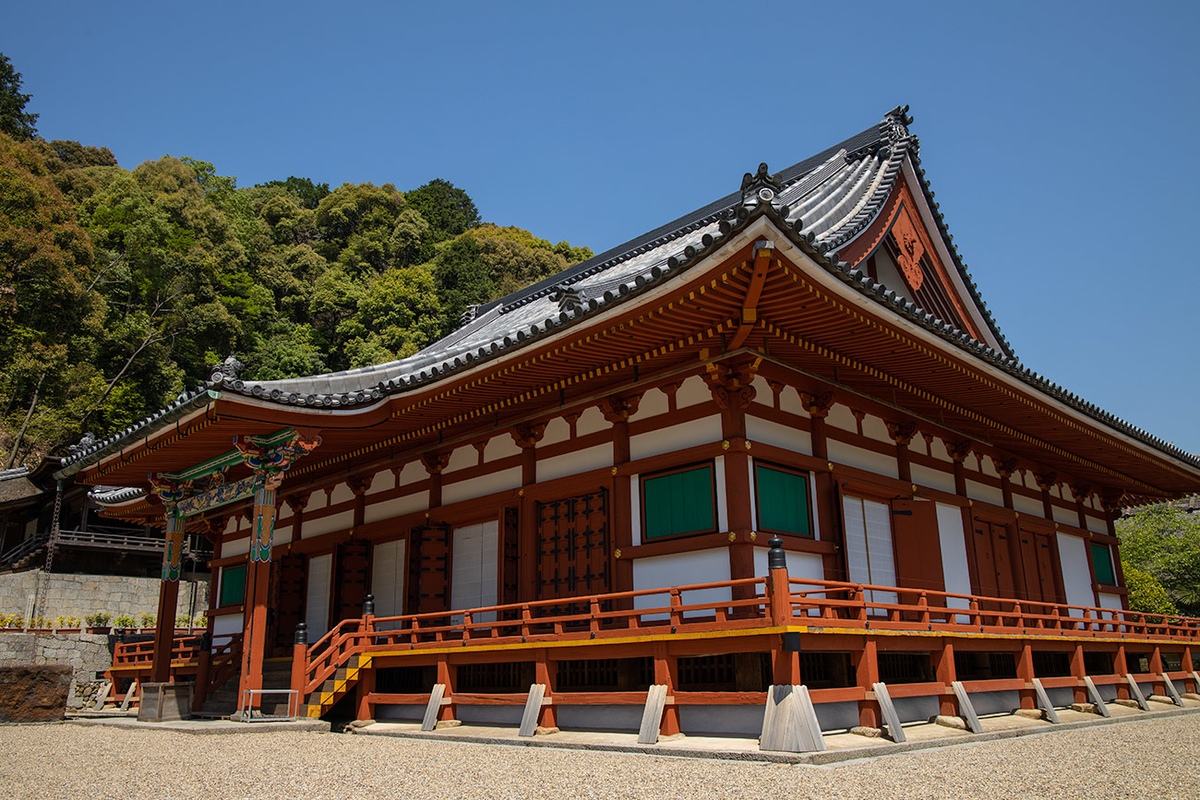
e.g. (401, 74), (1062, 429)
(0, 54), (591, 468)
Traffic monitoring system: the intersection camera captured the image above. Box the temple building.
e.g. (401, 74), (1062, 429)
(58, 107), (1200, 743)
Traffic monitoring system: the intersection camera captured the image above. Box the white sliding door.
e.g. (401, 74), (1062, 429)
(370, 539), (406, 630)
(450, 520), (499, 623)
(842, 495), (897, 606)
(305, 553), (333, 640)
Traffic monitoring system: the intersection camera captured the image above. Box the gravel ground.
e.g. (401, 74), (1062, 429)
(3, 715), (1199, 800)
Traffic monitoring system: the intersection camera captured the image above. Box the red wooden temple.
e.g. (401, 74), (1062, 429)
(66, 107), (1200, 741)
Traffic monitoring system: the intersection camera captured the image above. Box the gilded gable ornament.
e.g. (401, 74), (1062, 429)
(891, 207), (925, 291)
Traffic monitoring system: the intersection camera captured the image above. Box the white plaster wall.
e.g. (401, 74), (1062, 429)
(929, 437), (953, 463)
(630, 415), (721, 461)
(632, 549), (731, 614)
(444, 445), (475, 474)
(675, 375), (709, 408)
(1057, 533), (1095, 611)
(330, 482), (355, 506)
(443, 467), (522, 505)
(861, 415), (892, 444)
(825, 404), (858, 432)
(223, 536), (250, 557)
(366, 469), (393, 495)
(936, 503), (972, 611)
(1084, 513), (1107, 535)
(1052, 504), (1077, 526)
(630, 476), (641, 546)
(212, 614), (242, 639)
(746, 416), (812, 454)
(752, 547), (824, 583)
(964, 478), (1004, 507)
(1013, 493), (1043, 518)
(271, 525), (293, 546)
(980, 458), (1000, 479)
(1098, 592), (1123, 613)
(223, 517), (239, 535)
(541, 417), (571, 447)
(305, 490), (328, 513)
(364, 491), (429, 525)
(278, 504), (293, 523)
(827, 440), (898, 479)
(303, 509), (354, 539)
(714, 456), (728, 532)
(391, 461), (424, 487)
(751, 375), (773, 406)
(778, 386), (810, 418)
(482, 434), (525, 465)
(574, 406), (609, 437)
(911, 463), (955, 494)
(538, 445), (611, 483)
(629, 388), (669, 421)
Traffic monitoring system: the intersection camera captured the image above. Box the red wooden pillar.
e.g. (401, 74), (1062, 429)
(1114, 645), (1130, 700)
(535, 651), (558, 730)
(150, 509), (187, 684)
(1070, 644), (1087, 704)
(1184, 647), (1196, 694)
(1150, 646), (1165, 698)
(653, 641), (680, 736)
(1016, 643), (1036, 710)
(355, 665), (376, 721)
(437, 656), (457, 723)
(511, 424), (544, 603)
(599, 395), (640, 603)
(934, 640), (959, 716)
(238, 480), (280, 711)
(856, 638), (881, 728)
(705, 361), (758, 599)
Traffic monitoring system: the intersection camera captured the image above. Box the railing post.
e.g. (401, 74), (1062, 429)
(669, 589), (682, 629)
(918, 593), (930, 626)
(462, 611), (472, 641)
(589, 597), (601, 634)
(193, 630), (212, 712)
(521, 604), (531, 638)
(767, 536), (792, 627)
(291, 623), (308, 702)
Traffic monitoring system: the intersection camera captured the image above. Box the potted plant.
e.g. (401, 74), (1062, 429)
(55, 615), (82, 632)
(85, 612), (111, 634)
(140, 612), (156, 631)
(114, 614), (136, 632)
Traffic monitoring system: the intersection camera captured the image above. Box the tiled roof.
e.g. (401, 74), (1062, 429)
(56, 107), (1200, 476)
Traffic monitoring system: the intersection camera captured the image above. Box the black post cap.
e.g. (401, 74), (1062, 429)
(294, 621), (307, 645)
(363, 593), (375, 616)
(767, 535), (787, 571)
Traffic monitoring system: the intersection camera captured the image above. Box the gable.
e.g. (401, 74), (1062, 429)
(834, 172), (991, 348)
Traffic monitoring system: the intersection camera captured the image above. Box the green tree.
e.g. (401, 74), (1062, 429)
(256, 176), (330, 209)
(405, 178), (480, 242)
(1116, 503), (1200, 616)
(340, 265), (442, 368)
(1122, 565), (1177, 617)
(0, 132), (95, 465)
(314, 182), (406, 274)
(432, 223), (593, 331)
(0, 54), (37, 141)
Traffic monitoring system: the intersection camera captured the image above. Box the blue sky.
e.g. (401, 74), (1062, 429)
(5, 1), (1199, 455)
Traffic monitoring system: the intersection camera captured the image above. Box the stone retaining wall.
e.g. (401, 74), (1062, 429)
(0, 631), (113, 682)
(0, 570), (208, 622)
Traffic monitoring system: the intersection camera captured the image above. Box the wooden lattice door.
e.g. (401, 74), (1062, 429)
(536, 489), (610, 604)
(271, 553), (306, 652)
(408, 524), (451, 614)
(335, 540), (369, 623)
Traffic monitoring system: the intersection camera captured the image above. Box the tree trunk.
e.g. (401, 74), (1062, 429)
(5, 371), (45, 469)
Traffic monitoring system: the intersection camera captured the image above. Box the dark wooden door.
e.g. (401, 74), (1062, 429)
(971, 521), (998, 597)
(536, 489), (610, 603)
(408, 524), (451, 614)
(891, 499), (945, 592)
(335, 541), (369, 622)
(271, 553), (306, 652)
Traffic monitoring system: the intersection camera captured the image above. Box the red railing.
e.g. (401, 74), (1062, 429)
(298, 574), (1200, 701)
(783, 578), (1200, 641)
(111, 628), (208, 669)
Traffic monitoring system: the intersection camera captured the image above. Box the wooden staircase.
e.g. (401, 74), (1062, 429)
(302, 652), (373, 718)
(198, 657), (298, 718)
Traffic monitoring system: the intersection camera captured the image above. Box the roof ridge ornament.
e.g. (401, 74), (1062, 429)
(740, 162), (783, 209)
(209, 354), (243, 386)
(881, 104), (913, 144)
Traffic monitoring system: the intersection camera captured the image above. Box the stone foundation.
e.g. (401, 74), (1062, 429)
(0, 664), (71, 721)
